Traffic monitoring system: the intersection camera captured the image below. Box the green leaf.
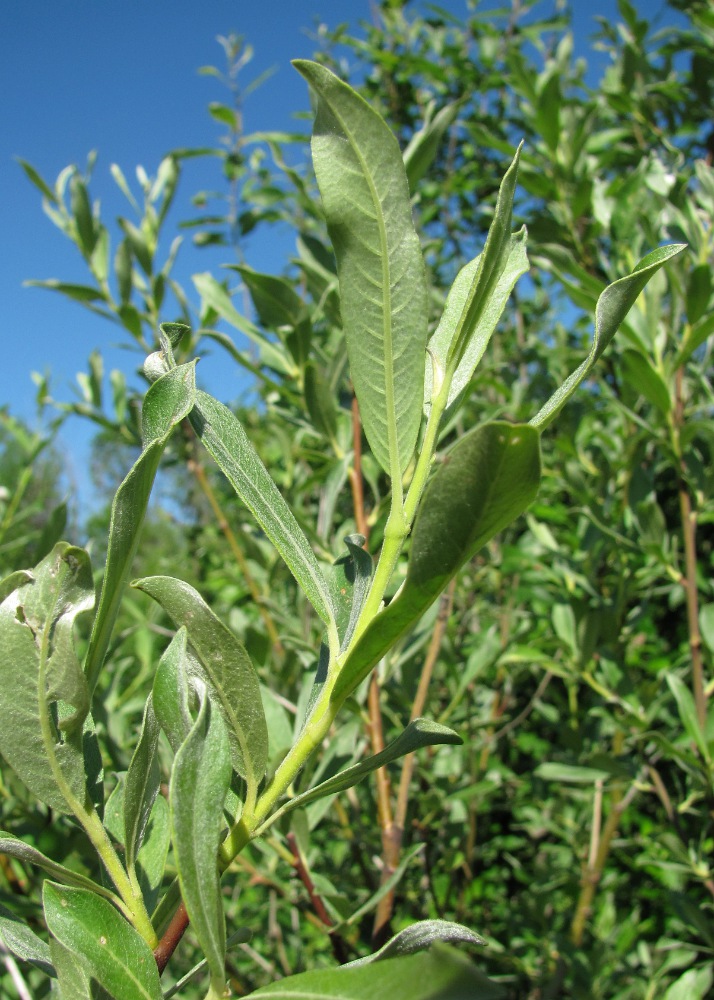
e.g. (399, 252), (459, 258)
(294, 59), (428, 480)
(50, 938), (96, 999)
(530, 244), (687, 431)
(686, 263), (711, 326)
(170, 686), (232, 996)
(17, 158), (58, 203)
(666, 673), (710, 764)
(115, 240), (133, 306)
(269, 719), (461, 825)
(123, 695), (160, 871)
(132, 576), (268, 793)
(700, 603), (714, 653)
(304, 362), (339, 442)
(70, 174), (96, 257)
(534, 763), (611, 784)
(84, 363), (196, 694)
(247, 943), (505, 998)
(24, 279), (107, 303)
(43, 882), (162, 1000)
(345, 919), (485, 968)
(620, 349), (671, 414)
(135, 795), (170, 915)
(0, 833), (118, 902)
(0, 543), (94, 812)
(329, 535), (374, 652)
(193, 272), (294, 374)
(190, 390), (338, 646)
(334, 422), (541, 702)
(425, 148), (525, 421)
(231, 265), (304, 329)
(403, 102), (460, 189)
(152, 626), (193, 753)
(118, 218), (152, 275)
(0, 901), (55, 976)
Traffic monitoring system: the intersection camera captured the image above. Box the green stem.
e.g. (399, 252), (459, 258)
(37, 624), (158, 947)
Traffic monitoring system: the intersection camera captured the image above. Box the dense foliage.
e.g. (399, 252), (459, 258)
(1, 2), (712, 998)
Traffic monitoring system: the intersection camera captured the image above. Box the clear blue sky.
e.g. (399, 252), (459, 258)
(1, 0), (681, 506)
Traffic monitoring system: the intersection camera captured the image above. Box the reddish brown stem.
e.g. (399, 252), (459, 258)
(286, 832), (348, 963)
(154, 901), (189, 975)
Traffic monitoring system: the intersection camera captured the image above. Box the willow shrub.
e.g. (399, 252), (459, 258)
(0, 61), (683, 1000)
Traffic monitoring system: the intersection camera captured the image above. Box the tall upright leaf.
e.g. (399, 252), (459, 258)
(190, 390), (338, 647)
(294, 59), (428, 481)
(170, 685), (232, 997)
(84, 361), (196, 693)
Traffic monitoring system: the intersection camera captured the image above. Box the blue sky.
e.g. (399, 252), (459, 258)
(1, 0), (682, 505)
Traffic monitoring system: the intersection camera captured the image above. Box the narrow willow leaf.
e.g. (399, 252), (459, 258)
(304, 361), (339, 442)
(133, 576), (268, 791)
(0, 833), (117, 901)
(329, 534), (374, 652)
(269, 719), (460, 825)
(535, 762), (611, 784)
(425, 148), (526, 418)
(193, 271), (293, 374)
(295, 59), (428, 479)
(334, 423), (541, 703)
(152, 626), (193, 753)
(248, 943), (505, 999)
(530, 244), (687, 431)
(123, 695), (160, 870)
(0, 544), (93, 812)
(170, 687), (232, 995)
(190, 390), (338, 644)
(50, 938), (95, 999)
(425, 234), (528, 418)
(23, 279), (107, 303)
(0, 901), (55, 976)
(135, 795), (170, 915)
(230, 264), (304, 329)
(345, 919), (485, 968)
(70, 174), (96, 257)
(403, 101), (460, 189)
(84, 362), (196, 693)
(43, 882), (163, 1000)
(620, 349), (671, 414)
(666, 673), (710, 763)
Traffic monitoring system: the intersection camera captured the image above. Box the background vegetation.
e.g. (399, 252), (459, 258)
(1, 1), (713, 997)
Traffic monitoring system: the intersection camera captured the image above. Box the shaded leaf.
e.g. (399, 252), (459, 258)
(123, 695), (160, 871)
(133, 576), (268, 791)
(0, 901), (55, 976)
(334, 422), (541, 702)
(329, 535), (374, 652)
(403, 101), (460, 189)
(170, 686), (232, 995)
(0, 833), (117, 902)
(247, 943), (505, 998)
(621, 349), (671, 414)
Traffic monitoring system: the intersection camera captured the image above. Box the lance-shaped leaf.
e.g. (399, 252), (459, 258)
(0, 901), (55, 977)
(151, 626), (194, 754)
(345, 919), (485, 968)
(123, 694), (160, 871)
(424, 147), (526, 419)
(50, 939), (95, 999)
(248, 943), (505, 999)
(403, 101), (460, 190)
(43, 882), (163, 1000)
(133, 575), (268, 793)
(294, 59), (428, 480)
(84, 361), (196, 693)
(334, 423), (541, 703)
(264, 719), (460, 829)
(530, 243), (687, 431)
(0, 833), (118, 902)
(170, 685), (232, 997)
(190, 390), (338, 647)
(329, 535), (374, 652)
(0, 544), (94, 812)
